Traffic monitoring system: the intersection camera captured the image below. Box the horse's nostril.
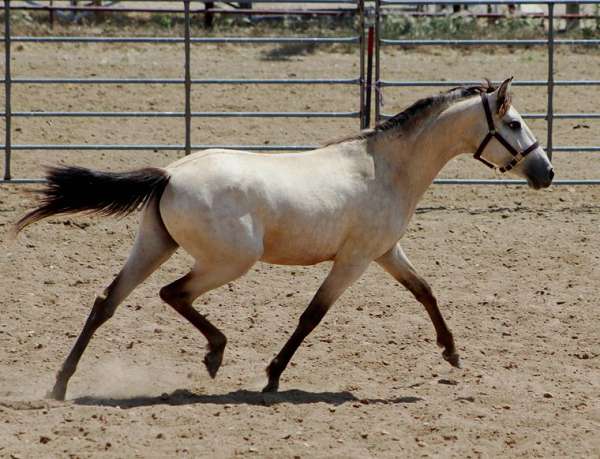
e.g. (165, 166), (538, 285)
(549, 169), (555, 181)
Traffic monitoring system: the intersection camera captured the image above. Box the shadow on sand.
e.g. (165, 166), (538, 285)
(73, 389), (424, 409)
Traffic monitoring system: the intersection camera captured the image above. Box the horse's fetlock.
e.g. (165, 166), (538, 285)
(437, 332), (455, 352)
(442, 349), (461, 368)
(266, 358), (279, 375)
(93, 294), (107, 307)
(59, 362), (76, 379)
(209, 333), (227, 352)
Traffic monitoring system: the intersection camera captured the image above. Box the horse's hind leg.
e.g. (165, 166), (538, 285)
(49, 200), (178, 400)
(159, 260), (256, 379)
(376, 243), (460, 368)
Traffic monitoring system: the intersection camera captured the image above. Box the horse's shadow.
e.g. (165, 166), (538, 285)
(73, 388), (424, 409)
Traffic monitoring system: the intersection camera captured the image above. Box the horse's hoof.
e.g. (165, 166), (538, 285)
(46, 386), (66, 401)
(442, 350), (461, 368)
(203, 349), (224, 379)
(262, 380), (279, 393)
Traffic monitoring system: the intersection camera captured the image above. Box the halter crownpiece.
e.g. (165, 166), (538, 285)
(474, 92), (539, 173)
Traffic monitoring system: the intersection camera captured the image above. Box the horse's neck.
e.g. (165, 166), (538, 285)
(376, 98), (481, 205)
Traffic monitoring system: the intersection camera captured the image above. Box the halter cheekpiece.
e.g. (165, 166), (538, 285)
(473, 92), (539, 173)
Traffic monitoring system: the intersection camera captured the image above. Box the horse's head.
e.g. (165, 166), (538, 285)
(472, 77), (554, 189)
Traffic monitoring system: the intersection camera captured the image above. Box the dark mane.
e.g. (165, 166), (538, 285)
(323, 81), (496, 147)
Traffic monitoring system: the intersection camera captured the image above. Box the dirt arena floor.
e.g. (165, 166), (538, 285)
(1, 28), (599, 458)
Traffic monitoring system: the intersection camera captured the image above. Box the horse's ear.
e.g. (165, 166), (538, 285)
(496, 77), (513, 116)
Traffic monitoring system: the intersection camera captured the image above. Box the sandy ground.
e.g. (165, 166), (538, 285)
(0, 32), (599, 458)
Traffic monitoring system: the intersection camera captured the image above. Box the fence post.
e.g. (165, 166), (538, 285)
(184, 0), (192, 156)
(546, 1), (555, 161)
(49, 0), (55, 28)
(204, 2), (214, 29)
(364, 26), (374, 129)
(374, 0), (381, 124)
(359, 0), (366, 129)
(4, 0), (12, 180)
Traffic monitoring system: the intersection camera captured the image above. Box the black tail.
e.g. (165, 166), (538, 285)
(14, 165), (170, 234)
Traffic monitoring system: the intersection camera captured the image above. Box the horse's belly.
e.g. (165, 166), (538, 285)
(260, 225), (342, 265)
(260, 247), (335, 266)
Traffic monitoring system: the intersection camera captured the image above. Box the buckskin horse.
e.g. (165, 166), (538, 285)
(15, 78), (554, 400)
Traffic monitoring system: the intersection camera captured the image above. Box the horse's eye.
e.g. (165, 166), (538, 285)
(508, 120), (521, 130)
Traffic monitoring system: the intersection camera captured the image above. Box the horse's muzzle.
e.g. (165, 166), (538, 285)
(527, 166), (554, 189)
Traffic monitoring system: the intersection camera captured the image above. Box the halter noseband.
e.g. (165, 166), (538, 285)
(474, 92), (539, 173)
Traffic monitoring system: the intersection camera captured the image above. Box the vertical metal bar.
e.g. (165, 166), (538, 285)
(184, 0), (192, 156)
(49, 0), (55, 28)
(204, 2), (214, 29)
(364, 26), (374, 128)
(359, 0), (366, 129)
(4, 0), (12, 180)
(546, 1), (555, 161)
(374, 0), (381, 124)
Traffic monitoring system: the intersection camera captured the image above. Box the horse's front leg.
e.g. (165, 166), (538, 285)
(376, 243), (460, 368)
(263, 259), (369, 392)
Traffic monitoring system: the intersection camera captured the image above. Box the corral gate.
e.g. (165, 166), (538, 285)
(1, 0), (599, 185)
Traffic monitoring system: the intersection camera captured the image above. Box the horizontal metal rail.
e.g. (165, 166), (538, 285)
(6, 0), (358, 3)
(553, 147), (600, 152)
(433, 179), (600, 185)
(10, 78), (600, 87)
(4, 178), (599, 186)
(1, 144), (320, 151)
(215, 0), (357, 2)
(199, 0), (358, 3)
(2, 5), (359, 16)
(379, 80), (600, 87)
(3, 111), (360, 118)
(3, 144), (597, 152)
(6, 3), (597, 20)
(12, 36), (360, 44)
(381, 38), (600, 46)
(379, 113), (600, 119)
(381, 10), (600, 19)
(9, 0), (583, 4)
(382, 0), (600, 4)
(195, 8), (357, 16)
(3, 77), (360, 85)
(1, 0), (360, 7)
(11, 111), (596, 120)
(0, 179), (46, 184)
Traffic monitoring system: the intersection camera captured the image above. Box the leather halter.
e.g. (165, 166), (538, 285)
(473, 92), (539, 173)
